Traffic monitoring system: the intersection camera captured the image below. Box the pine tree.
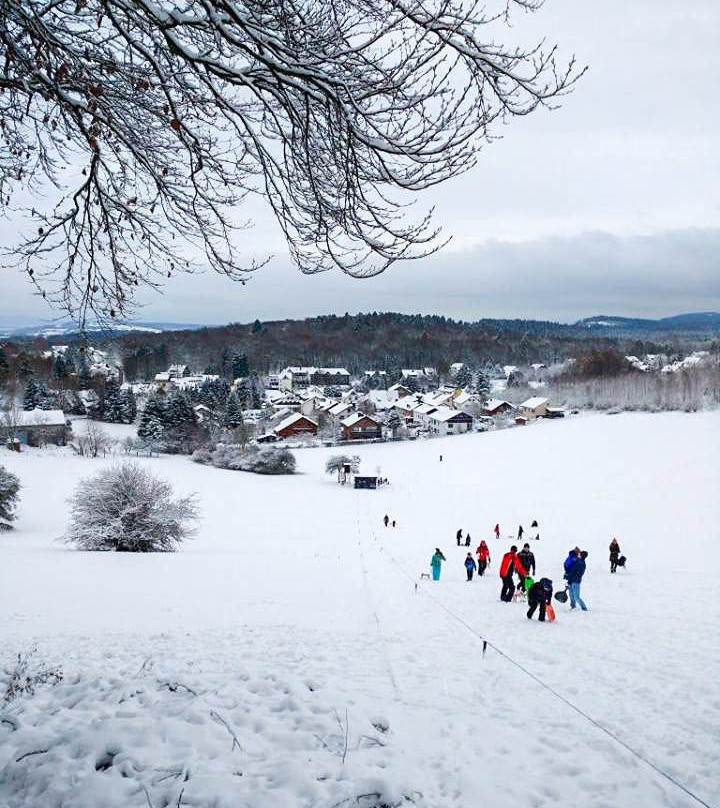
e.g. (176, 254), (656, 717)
(23, 379), (46, 410)
(454, 365), (473, 388)
(121, 388), (137, 423)
(224, 391), (244, 428)
(0, 347), (9, 383)
(386, 410), (402, 438)
(102, 378), (126, 423)
(0, 465), (21, 531)
(52, 355), (68, 382)
(474, 371), (491, 399)
(137, 394), (166, 443)
(231, 352), (250, 379)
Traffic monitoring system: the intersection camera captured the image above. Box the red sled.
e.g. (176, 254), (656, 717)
(546, 603), (556, 622)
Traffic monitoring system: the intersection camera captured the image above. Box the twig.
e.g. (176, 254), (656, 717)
(15, 749), (48, 763)
(210, 710), (242, 751)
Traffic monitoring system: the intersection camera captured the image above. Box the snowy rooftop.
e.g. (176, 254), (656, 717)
(8, 408), (67, 427)
(340, 412), (379, 427)
(484, 398), (514, 410)
(520, 396), (549, 409)
(428, 406), (468, 423)
(273, 413), (317, 433)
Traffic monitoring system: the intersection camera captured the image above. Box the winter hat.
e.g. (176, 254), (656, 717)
(510, 545), (517, 552)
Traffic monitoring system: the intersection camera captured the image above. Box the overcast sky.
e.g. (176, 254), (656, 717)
(2, 0), (718, 326)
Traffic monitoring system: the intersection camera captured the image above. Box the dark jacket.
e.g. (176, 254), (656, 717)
(566, 557), (586, 584)
(517, 549), (535, 575)
(528, 578), (553, 604)
(464, 555), (476, 570)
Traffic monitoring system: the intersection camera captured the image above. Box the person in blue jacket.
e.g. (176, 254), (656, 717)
(564, 548), (580, 579)
(567, 550), (588, 611)
(464, 552), (477, 581)
(431, 548), (446, 581)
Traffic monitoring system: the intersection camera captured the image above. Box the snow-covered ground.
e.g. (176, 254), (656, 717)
(1, 412), (719, 808)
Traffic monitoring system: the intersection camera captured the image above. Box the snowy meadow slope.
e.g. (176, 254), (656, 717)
(1, 412), (719, 808)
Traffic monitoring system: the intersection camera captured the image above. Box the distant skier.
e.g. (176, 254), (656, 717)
(456, 528), (463, 546)
(494, 523), (500, 541)
(383, 514), (389, 528)
(476, 541), (491, 576)
(499, 545), (527, 602)
(465, 532), (471, 547)
(567, 550), (589, 611)
(431, 548), (446, 581)
(517, 543), (536, 591)
(609, 538), (621, 573)
(527, 578), (554, 621)
(517, 524), (524, 541)
(464, 552), (477, 581)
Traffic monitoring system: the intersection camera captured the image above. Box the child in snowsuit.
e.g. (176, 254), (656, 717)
(431, 548), (446, 581)
(476, 541), (491, 576)
(465, 532), (471, 547)
(527, 578), (553, 621)
(464, 553), (477, 581)
(609, 538), (621, 573)
(499, 546), (527, 602)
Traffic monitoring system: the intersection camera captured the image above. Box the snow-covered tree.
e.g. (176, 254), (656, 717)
(65, 463), (198, 552)
(121, 387), (137, 424)
(454, 365), (473, 388)
(231, 353), (250, 379)
(137, 394), (166, 447)
(224, 392), (244, 429)
(474, 371), (491, 399)
(163, 390), (199, 453)
(192, 444), (296, 475)
(100, 378), (125, 423)
(325, 454), (360, 481)
(2, 0), (581, 320)
(22, 379), (47, 411)
(70, 420), (112, 458)
(386, 410), (403, 439)
(0, 465), (20, 530)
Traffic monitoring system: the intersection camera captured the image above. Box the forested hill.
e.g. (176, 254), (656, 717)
(106, 312), (705, 381)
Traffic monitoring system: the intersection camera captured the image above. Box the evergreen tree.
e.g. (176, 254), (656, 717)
(404, 374), (420, 393)
(231, 352), (250, 379)
(23, 379), (46, 410)
(0, 465), (21, 530)
(102, 378), (126, 423)
(474, 371), (491, 399)
(0, 347), (9, 383)
(121, 388), (138, 423)
(386, 410), (402, 438)
(197, 377), (230, 408)
(51, 354), (68, 382)
(454, 365), (473, 388)
(224, 391), (244, 428)
(137, 394), (166, 443)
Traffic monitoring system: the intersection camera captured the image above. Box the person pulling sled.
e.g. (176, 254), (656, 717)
(527, 578), (554, 621)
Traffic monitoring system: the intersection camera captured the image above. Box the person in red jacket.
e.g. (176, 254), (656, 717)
(499, 545), (527, 602)
(494, 523), (500, 540)
(476, 540), (491, 576)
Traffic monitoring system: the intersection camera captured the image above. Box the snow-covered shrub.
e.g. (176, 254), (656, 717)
(3, 648), (63, 703)
(191, 443), (296, 475)
(65, 462), (199, 552)
(0, 464), (20, 530)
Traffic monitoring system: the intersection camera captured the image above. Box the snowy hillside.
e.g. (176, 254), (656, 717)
(0, 413), (718, 808)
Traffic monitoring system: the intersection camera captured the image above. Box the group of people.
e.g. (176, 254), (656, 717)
(563, 548), (589, 611)
(494, 521), (540, 542)
(383, 514), (397, 528)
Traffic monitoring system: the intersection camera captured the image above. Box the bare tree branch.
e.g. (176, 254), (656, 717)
(0, 0), (583, 321)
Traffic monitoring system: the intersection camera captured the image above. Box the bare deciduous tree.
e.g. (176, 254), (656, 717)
(0, 0), (582, 320)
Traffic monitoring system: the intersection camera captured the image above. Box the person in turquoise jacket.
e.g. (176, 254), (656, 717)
(431, 548), (446, 580)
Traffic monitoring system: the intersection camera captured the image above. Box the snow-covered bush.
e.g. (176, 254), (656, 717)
(65, 463), (199, 552)
(192, 443), (296, 475)
(0, 464), (20, 530)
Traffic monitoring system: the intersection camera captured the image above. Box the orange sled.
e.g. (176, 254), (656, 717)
(546, 603), (556, 622)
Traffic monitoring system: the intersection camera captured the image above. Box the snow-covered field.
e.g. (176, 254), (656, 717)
(1, 412), (719, 808)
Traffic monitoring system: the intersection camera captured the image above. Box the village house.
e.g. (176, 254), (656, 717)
(340, 412), (383, 441)
(278, 367), (351, 391)
(327, 401), (354, 421)
(271, 392), (303, 412)
(393, 398), (421, 422)
(519, 396), (550, 419)
(427, 407), (473, 436)
(273, 413), (319, 439)
(483, 399), (515, 417)
(168, 364), (190, 379)
(387, 383), (412, 401)
(4, 408), (69, 447)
